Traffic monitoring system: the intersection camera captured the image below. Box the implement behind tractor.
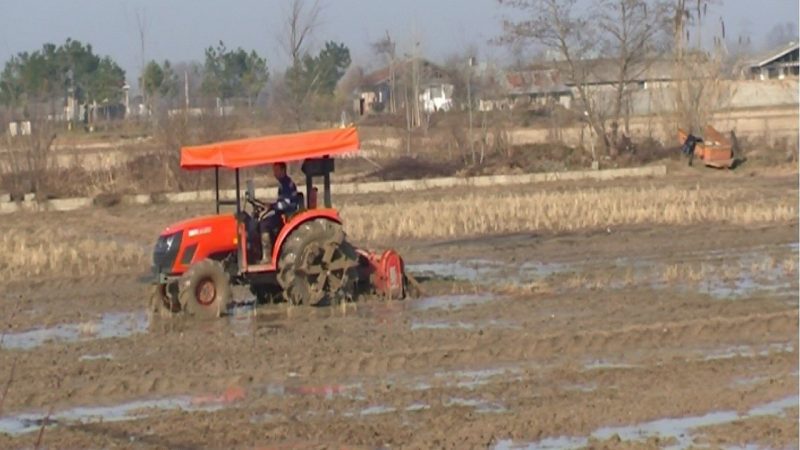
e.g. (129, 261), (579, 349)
(149, 127), (414, 317)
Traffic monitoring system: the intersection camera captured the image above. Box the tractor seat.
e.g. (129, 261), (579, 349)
(282, 192), (306, 224)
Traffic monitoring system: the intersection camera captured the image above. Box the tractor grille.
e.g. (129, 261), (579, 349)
(152, 231), (182, 276)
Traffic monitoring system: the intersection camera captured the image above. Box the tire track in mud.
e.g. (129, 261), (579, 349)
(294, 309), (798, 379)
(10, 308), (790, 409)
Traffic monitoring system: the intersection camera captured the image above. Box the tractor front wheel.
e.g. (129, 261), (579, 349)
(179, 259), (231, 318)
(277, 219), (357, 306)
(150, 282), (181, 316)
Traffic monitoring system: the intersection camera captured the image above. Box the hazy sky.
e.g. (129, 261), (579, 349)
(0, 0), (797, 86)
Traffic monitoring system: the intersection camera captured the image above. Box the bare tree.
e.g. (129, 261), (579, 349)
(281, 0), (322, 66)
(670, 0), (730, 133)
(1, 109), (57, 199)
(597, 0), (670, 134)
(372, 31), (397, 113)
(764, 22), (797, 50)
(443, 46), (481, 163)
(278, 0), (322, 129)
(498, 0), (609, 154)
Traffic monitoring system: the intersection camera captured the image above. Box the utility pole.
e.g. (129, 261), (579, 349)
(184, 71), (190, 112)
(467, 56), (475, 164)
(135, 8), (148, 116)
(386, 31), (397, 114)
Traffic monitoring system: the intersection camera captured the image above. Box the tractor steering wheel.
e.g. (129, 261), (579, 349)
(246, 193), (268, 218)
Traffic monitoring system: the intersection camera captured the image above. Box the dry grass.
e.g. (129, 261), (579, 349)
(341, 184), (797, 241)
(0, 230), (147, 279)
(0, 178), (795, 279)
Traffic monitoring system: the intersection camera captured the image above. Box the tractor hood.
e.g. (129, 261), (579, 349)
(159, 214), (237, 238)
(153, 213), (239, 280)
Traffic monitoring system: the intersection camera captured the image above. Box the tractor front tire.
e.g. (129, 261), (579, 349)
(150, 283), (181, 316)
(179, 259), (231, 318)
(277, 219), (357, 306)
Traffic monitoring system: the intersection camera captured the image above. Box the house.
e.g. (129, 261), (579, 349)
(559, 58), (677, 91)
(419, 83), (454, 113)
(479, 59), (677, 113)
(355, 58), (453, 116)
(480, 69), (572, 111)
(746, 41), (799, 80)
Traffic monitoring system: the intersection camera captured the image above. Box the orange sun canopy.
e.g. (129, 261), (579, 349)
(180, 127), (360, 170)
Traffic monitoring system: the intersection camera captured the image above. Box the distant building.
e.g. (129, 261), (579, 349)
(479, 59), (676, 113)
(419, 83), (454, 113)
(480, 69), (572, 111)
(746, 41), (799, 80)
(355, 58), (453, 116)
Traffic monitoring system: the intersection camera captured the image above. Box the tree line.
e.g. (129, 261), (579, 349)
(0, 35), (351, 130)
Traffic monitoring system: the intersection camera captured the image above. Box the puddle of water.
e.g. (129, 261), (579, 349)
(1, 311), (149, 350)
(445, 397), (508, 414)
(359, 405), (397, 416)
(387, 364), (525, 393)
(410, 319), (518, 331)
(583, 360), (638, 371)
(493, 394), (799, 450)
(407, 259), (569, 286)
(405, 402), (430, 412)
(559, 243), (798, 299)
(746, 395), (798, 416)
(411, 320), (475, 330)
(494, 436), (586, 450)
(411, 293), (499, 311)
(699, 343), (794, 362)
(78, 353), (114, 361)
(563, 383), (598, 393)
(434, 366), (523, 389)
(698, 273), (794, 300)
(0, 395), (229, 435)
(249, 412), (280, 424)
(518, 261), (571, 279)
(407, 259), (504, 282)
(249, 381), (363, 400)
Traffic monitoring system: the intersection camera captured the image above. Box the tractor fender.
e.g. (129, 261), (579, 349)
(271, 209), (342, 265)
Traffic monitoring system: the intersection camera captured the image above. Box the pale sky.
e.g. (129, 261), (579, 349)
(0, 0), (797, 88)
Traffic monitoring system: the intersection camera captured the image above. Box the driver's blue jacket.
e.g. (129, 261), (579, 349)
(271, 175), (300, 214)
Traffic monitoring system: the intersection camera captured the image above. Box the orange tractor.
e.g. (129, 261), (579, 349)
(150, 127), (411, 317)
(678, 125), (737, 169)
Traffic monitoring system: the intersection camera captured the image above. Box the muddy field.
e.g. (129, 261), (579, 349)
(0, 170), (798, 449)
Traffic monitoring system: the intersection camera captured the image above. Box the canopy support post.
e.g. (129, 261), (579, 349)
(305, 174), (313, 209)
(215, 167), (220, 214)
(323, 172), (331, 208)
(235, 169), (241, 215)
(235, 168), (242, 272)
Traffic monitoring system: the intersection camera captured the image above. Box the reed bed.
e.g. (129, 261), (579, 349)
(341, 185), (796, 241)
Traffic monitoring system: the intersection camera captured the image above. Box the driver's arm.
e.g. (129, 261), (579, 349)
(272, 178), (299, 212)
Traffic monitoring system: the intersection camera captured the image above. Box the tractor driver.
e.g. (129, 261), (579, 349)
(259, 162), (300, 262)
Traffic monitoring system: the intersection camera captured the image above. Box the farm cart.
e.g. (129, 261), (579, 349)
(149, 127), (412, 317)
(678, 125), (737, 169)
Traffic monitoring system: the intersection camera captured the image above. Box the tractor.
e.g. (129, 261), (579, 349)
(149, 127), (410, 317)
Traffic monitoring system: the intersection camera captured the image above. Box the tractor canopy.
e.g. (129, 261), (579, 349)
(180, 126), (360, 170)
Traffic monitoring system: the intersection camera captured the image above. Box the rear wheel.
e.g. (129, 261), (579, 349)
(179, 259), (231, 318)
(277, 219), (357, 306)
